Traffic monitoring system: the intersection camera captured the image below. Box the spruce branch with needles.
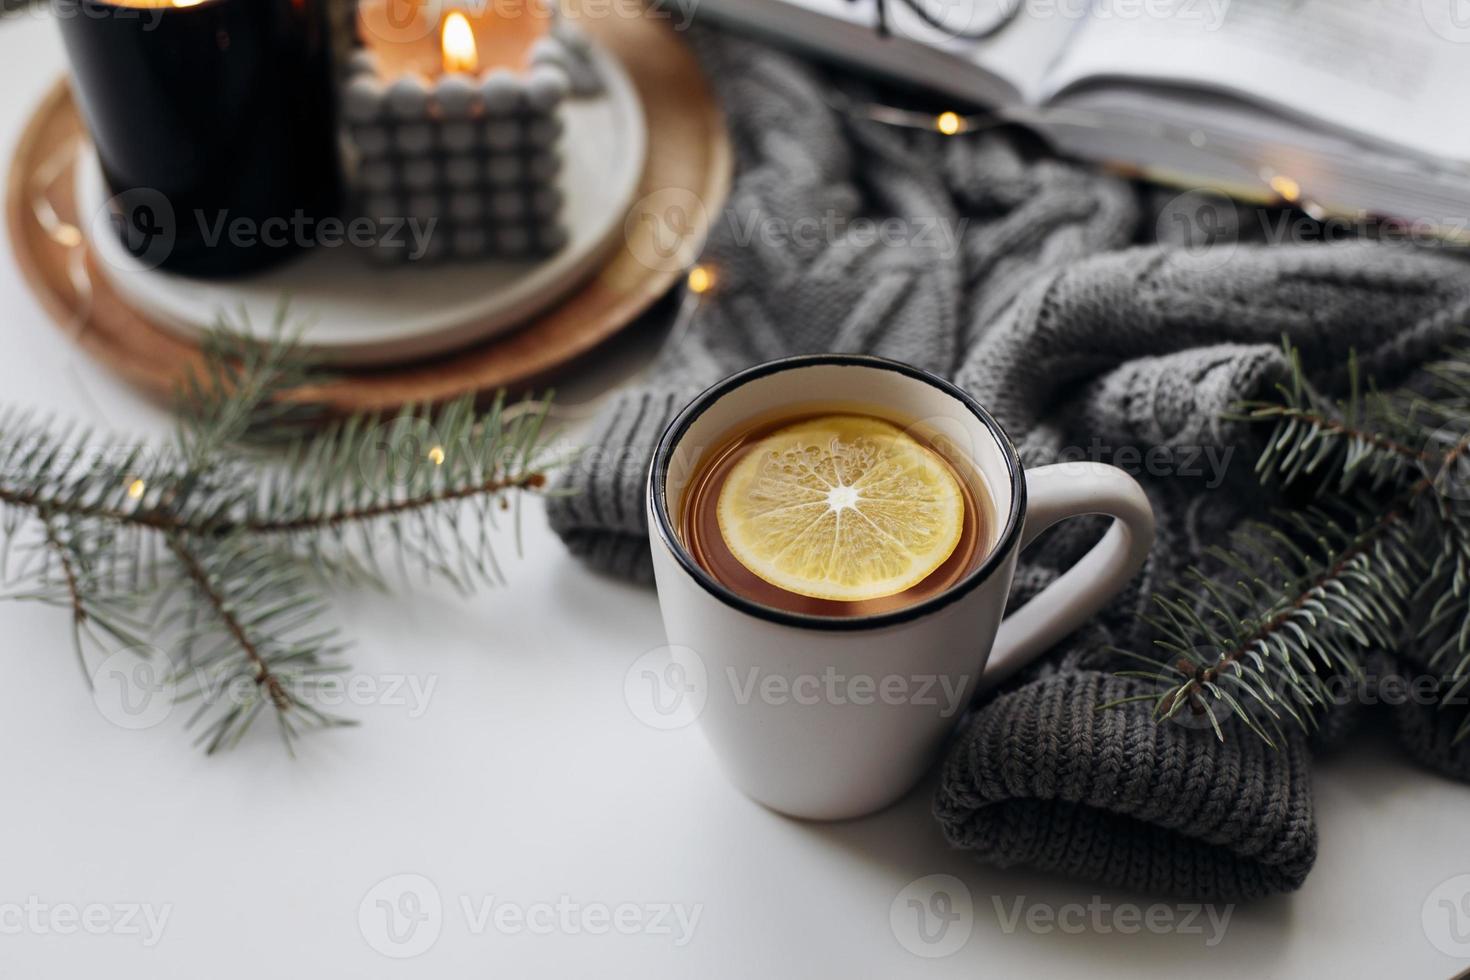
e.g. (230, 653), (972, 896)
(0, 310), (563, 753)
(1113, 336), (1470, 747)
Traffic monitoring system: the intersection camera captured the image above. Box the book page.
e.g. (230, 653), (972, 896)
(1040, 0), (1470, 163)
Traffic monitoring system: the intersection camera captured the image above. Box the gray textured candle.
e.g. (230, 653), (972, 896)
(341, 2), (603, 265)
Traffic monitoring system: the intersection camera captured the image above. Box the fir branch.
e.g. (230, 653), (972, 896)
(165, 533), (292, 712)
(163, 530), (354, 754)
(1241, 348), (1432, 492)
(1125, 335), (1470, 744)
(0, 458), (549, 538)
(1134, 502), (1411, 745)
(39, 513), (90, 680)
(0, 307), (562, 753)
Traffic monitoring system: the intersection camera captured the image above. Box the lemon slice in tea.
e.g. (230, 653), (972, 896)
(716, 414), (966, 602)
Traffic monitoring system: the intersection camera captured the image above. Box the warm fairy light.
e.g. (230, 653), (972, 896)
(428, 445), (446, 466)
(441, 11), (478, 74)
(52, 225), (83, 248)
(1268, 174), (1302, 203)
(686, 265), (715, 295)
(935, 111), (964, 136)
(126, 478), (146, 500)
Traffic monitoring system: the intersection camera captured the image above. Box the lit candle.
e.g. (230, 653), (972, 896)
(342, 0), (600, 263)
(55, 0), (340, 277)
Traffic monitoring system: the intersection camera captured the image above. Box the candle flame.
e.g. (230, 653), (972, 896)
(441, 11), (477, 74)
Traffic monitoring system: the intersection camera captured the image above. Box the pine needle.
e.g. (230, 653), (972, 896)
(1116, 333), (1470, 745)
(0, 308), (560, 753)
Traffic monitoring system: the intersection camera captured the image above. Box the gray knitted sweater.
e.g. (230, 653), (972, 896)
(548, 32), (1470, 899)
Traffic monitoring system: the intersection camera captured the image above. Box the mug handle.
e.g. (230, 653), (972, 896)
(979, 462), (1155, 691)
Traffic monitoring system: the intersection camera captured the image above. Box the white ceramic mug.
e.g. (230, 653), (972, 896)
(646, 355), (1154, 821)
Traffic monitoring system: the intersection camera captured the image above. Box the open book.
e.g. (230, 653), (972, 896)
(689, 0), (1470, 238)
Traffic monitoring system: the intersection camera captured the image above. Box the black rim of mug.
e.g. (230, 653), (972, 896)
(647, 354), (1027, 632)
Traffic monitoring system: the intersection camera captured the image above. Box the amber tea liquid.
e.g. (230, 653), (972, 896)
(678, 407), (994, 617)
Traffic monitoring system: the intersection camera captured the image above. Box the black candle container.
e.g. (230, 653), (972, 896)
(56, 0), (342, 278)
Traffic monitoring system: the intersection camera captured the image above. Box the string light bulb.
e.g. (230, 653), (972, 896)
(686, 264), (715, 295)
(1267, 174), (1302, 204)
(843, 96), (1335, 227)
(935, 111), (965, 136)
(126, 478), (146, 500)
(427, 445), (446, 467)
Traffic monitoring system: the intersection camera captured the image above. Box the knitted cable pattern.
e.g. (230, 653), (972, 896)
(548, 28), (1470, 897)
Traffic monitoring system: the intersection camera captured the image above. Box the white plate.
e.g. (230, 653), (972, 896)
(77, 41), (646, 368)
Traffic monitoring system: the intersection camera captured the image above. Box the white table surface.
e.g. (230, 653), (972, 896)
(2, 12), (1469, 979)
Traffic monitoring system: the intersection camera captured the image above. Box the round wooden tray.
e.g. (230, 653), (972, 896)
(6, 13), (729, 413)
